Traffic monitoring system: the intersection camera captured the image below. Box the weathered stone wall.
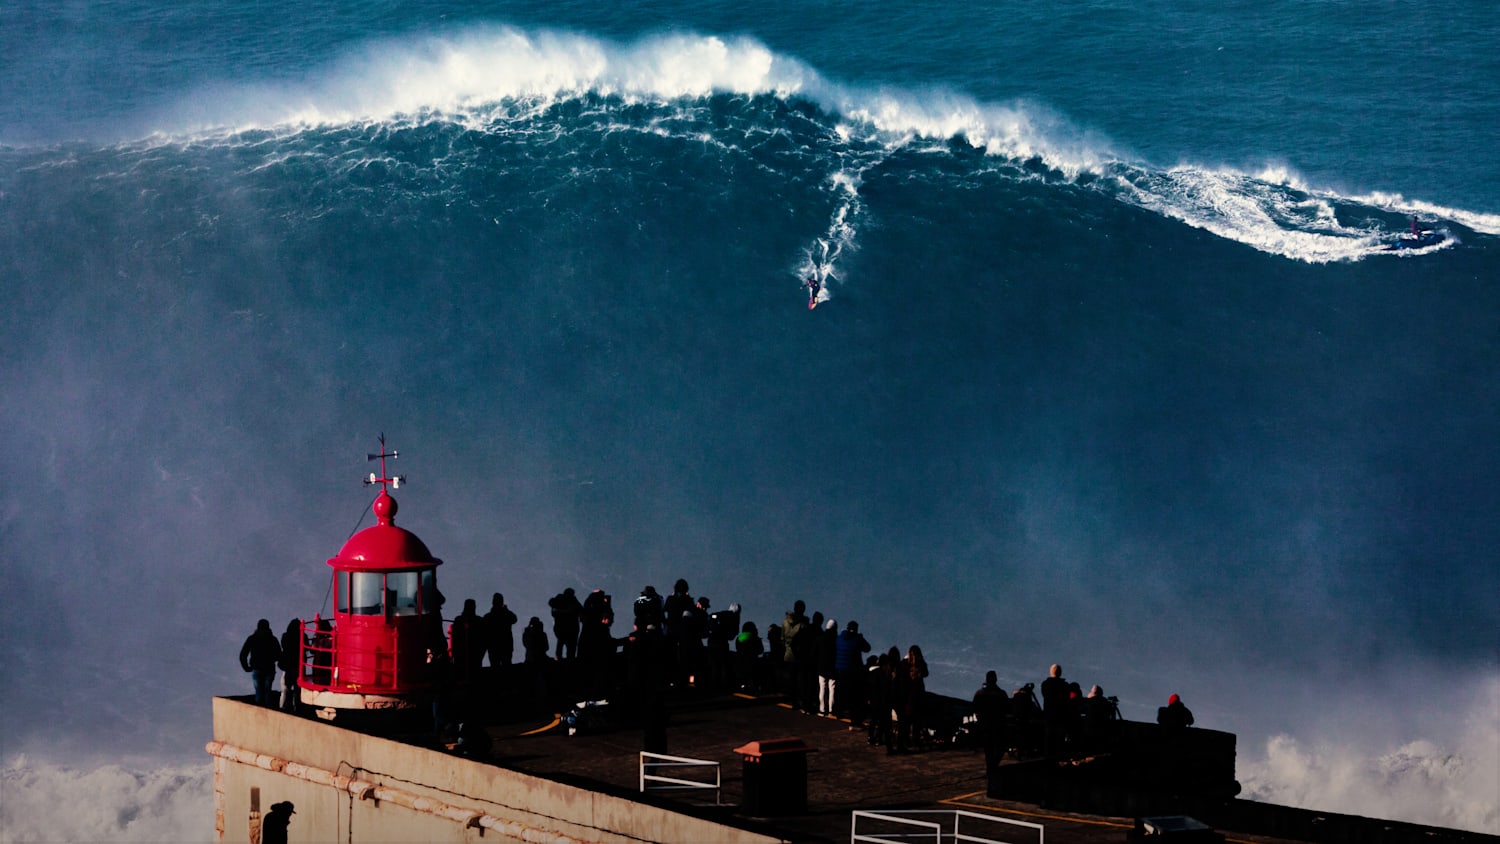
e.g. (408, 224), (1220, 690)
(209, 697), (781, 844)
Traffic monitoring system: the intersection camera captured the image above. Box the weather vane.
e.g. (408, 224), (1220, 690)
(363, 432), (406, 491)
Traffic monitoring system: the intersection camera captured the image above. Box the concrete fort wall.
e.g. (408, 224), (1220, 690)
(209, 697), (781, 844)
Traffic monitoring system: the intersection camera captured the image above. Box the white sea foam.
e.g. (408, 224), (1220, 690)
(1238, 673), (1500, 835)
(1110, 163), (1400, 263)
(1351, 191), (1500, 236)
(0, 756), (214, 843)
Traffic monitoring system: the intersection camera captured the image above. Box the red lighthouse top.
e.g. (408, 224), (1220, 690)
(327, 435), (442, 572)
(327, 490), (442, 571)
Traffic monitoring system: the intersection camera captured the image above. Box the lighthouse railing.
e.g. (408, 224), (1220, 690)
(297, 618), (428, 695)
(298, 620), (334, 690)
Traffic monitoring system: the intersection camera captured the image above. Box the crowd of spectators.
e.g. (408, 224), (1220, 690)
(243, 576), (1197, 760)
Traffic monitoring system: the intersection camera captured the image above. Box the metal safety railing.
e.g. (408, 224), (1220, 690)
(850, 810), (1044, 844)
(298, 620), (338, 691)
(638, 752), (722, 805)
(297, 620), (419, 693)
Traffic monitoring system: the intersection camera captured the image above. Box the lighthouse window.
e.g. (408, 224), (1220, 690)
(388, 571), (419, 616)
(349, 571), (385, 615)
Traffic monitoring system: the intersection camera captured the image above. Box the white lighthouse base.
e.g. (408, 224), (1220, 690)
(300, 688), (420, 720)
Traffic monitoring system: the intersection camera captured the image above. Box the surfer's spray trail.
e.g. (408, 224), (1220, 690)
(798, 164), (867, 305)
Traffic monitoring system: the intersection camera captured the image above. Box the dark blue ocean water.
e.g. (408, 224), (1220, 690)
(2, 0), (1497, 834)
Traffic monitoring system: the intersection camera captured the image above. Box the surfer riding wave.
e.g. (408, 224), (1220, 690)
(804, 273), (823, 309)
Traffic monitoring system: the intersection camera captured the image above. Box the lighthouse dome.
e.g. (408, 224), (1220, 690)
(326, 490), (442, 571)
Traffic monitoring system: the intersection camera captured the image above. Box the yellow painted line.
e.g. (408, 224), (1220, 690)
(940, 796), (1133, 829)
(517, 714), (562, 736)
(733, 692), (758, 700)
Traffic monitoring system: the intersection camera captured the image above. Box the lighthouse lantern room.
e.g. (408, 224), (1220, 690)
(299, 437), (443, 719)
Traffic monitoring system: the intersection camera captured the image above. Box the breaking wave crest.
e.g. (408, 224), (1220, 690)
(170, 25), (1094, 168)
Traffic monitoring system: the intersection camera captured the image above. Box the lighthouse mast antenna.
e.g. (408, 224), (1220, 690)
(364, 432), (407, 491)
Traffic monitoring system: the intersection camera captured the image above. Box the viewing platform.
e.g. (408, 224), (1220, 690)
(208, 680), (1498, 844)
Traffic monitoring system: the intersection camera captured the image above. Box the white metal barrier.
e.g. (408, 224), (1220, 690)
(851, 809), (1045, 844)
(638, 752), (722, 805)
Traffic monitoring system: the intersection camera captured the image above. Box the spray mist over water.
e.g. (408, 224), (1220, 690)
(2, 19), (1498, 841)
(0, 758), (213, 843)
(1239, 674), (1500, 833)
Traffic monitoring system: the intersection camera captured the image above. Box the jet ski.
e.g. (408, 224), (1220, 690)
(1386, 229), (1444, 250)
(1385, 217), (1445, 251)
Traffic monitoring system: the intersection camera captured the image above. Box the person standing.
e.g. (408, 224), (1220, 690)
(780, 601), (811, 710)
(1040, 663), (1071, 756)
(278, 619), (302, 712)
(1157, 693), (1195, 729)
(874, 648), (901, 752)
(548, 587), (583, 660)
(578, 589), (615, 695)
(522, 617), (550, 664)
(662, 579), (694, 638)
(899, 645), (930, 750)
(734, 620), (763, 692)
(483, 592), (518, 669)
(705, 601), (740, 692)
(972, 671), (1010, 772)
(816, 618), (839, 716)
(449, 598), (483, 683)
(676, 596), (710, 688)
(521, 616), (551, 715)
(626, 619), (670, 753)
(834, 621), (871, 721)
(239, 619), (281, 707)
(1082, 685), (1119, 751)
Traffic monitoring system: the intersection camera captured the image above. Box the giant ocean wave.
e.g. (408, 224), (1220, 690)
(136, 25), (1498, 265)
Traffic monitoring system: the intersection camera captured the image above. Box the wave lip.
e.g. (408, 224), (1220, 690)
(176, 27), (821, 134)
(170, 25), (1111, 174)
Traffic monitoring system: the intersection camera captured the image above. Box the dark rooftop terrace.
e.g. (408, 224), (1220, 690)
(397, 685), (1475, 844)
